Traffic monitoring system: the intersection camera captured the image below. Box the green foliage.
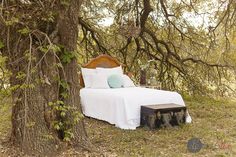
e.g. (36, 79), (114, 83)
(47, 78), (84, 141)
(59, 80), (69, 90)
(39, 44), (61, 54)
(18, 28), (30, 35)
(41, 11), (55, 22)
(64, 129), (75, 141)
(53, 121), (64, 130)
(39, 46), (49, 53)
(60, 51), (76, 64)
(5, 17), (19, 26)
(51, 45), (61, 53)
(73, 111), (84, 124)
(42, 134), (54, 141)
(0, 56), (11, 97)
(16, 71), (26, 79)
(60, 91), (69, 99)
(20, 83), (35, 89)
(60, 0), (70, 7)
(49, 97), (83, 141)
(24, 51), (36, 61)
(0, 41), (4, 49)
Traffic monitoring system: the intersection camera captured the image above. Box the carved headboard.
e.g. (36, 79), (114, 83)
(80, 54), (121, 87)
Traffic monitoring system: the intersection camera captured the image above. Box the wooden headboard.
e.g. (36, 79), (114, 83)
(80, 54), (122, 87)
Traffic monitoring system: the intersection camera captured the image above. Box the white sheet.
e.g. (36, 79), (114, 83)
(80, 87), (192, 129)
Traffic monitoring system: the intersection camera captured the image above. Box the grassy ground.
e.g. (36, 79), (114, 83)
(84, 96), (236, 157)
(0, 96), (236, 157)
(0, 98), (11, 142)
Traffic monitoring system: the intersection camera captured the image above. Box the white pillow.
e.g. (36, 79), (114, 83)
(122, 75), (135, 87)
(81, 68), (97, 88)
(90, 73), (110, 89)
(96, 66), (123, 76)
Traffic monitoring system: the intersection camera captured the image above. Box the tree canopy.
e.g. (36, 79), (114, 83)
(78, 0), (236, 96)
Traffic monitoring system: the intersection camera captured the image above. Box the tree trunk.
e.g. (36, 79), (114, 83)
(0, 0), (91, 156)
(140, 69), (147, 85)
(9, 39), (60, 156)
(57, 0), (93, 149)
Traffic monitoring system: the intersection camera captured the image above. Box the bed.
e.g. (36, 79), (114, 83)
(80, 54), (192, 129)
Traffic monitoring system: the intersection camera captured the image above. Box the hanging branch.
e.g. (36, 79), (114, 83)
(140, 0), (153, 29)
(78, 18), (108, 54)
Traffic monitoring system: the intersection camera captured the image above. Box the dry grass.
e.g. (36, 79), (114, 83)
(85, 96), (236, 157)
(0, 96), (236, 157)
(0, 98), (11, 142)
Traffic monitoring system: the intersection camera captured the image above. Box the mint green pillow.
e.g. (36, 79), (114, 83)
(107, 74), (124, 88)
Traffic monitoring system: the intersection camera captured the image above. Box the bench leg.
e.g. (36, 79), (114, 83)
(148, 114), (156, 129)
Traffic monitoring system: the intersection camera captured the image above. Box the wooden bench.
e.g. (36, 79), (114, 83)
(140, 103), (187, 129)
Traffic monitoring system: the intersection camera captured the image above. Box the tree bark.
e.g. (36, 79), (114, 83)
(57, 0), (92, 149)
(0, 0), (91, 156)
(7, 36), (60, 156)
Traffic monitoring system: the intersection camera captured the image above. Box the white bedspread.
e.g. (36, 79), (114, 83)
(80, 87), (192, 129)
